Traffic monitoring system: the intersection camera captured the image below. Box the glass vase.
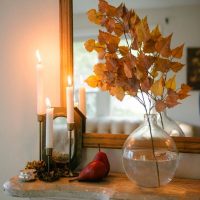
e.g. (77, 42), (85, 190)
(158, 111), (185, 137)
(122, 114), (179, 188)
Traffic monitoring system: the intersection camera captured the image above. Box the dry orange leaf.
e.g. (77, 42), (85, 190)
(87, 9), (103, 25)
(123, 62), (132, 78)
(155, 100), (166, 113)
(143, 39), (156, 53)
(110, 86), (125, 101)
(165, 90), (180, 108)
(98, 30), (120, 53)
(170, 62), (184, 72)
(155, 58), (170, 73)
(151, 25), (161, 41)
(172, 44), (184, 59)
(84, 39), (95, 52)
(98, 0), (108, 13)
(178, 84), (191, 99)
(114, 23), (124, 37)
(104, 17), (115, 33)
(141, 78), (152, 92)
(119, 46), (129, 56)
(93, 63), (107, 77)
(155, 34), (172, 58)
(85, 0), (191, 110)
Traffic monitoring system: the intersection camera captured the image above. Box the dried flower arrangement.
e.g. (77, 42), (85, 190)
(84, 0), (191, 115)
(83, 0), (192, 187)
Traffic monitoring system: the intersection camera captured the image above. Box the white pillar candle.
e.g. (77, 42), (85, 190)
(66, 76), (74, 123)
(36, 50), (45, 115)
(79, 76), (86, 116)
(45, 97), (54, 148)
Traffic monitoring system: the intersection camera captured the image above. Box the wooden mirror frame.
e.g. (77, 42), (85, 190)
(59, 0), (200, 153)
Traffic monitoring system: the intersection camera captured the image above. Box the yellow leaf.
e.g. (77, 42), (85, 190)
(94, 42), (105, 53)
(151, 67), (158, 78)
(84, 39), (95, 52)
(85, 75), (99, 88)
(166, 75), (176, 90)
(135, 16), (151, 42)
(151, 77), (164, 96)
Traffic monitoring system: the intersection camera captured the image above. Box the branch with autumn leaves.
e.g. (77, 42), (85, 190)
(84, 0), (191, 115)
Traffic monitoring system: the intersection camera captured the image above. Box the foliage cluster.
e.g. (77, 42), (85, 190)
(84, 0), (191, 113)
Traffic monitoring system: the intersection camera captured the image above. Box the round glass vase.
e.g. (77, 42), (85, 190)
(122, 114), (179, 188)
(158, 111), (185, 137)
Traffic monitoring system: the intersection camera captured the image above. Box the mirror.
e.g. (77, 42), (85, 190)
(60, 0), (200, 152)
(73, 0), (200, 137)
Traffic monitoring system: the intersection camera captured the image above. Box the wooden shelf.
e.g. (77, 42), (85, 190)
(83, 133), (200, 153)
(3, 173), (200, 200)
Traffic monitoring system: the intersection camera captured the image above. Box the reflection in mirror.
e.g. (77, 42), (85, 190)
(73, 0), (200, 137)
(52, 117), (74, 163)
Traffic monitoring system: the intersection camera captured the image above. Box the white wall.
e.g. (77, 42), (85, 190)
(0, 0), (60, 199)
(74, 5), (200, 126)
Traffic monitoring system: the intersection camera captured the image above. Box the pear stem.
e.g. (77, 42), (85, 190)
(98, 144), (101, 152)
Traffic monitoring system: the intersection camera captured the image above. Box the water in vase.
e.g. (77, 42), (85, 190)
(122, 149), (179, 187)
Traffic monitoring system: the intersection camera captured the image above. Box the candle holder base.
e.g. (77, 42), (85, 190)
(46, 148), (53, 173)
(67, 122), (76, 177)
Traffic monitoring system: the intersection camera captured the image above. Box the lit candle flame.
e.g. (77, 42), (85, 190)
(45, 97), (51, 108)
(68, 76), (72, 86)
(36, 49), (42, 63)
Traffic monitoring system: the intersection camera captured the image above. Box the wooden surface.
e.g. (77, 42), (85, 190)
(83, 133), (200, 153)
(3, 173), (200, 200)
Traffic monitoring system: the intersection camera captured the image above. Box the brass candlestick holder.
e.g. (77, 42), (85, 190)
(67, 122), (75, 177)
(37, 115), (45, 161)
(46, 148), (53, 173)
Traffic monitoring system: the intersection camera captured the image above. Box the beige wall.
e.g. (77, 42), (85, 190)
(0, 0), (60, 199)
(1, 1), (200, 199)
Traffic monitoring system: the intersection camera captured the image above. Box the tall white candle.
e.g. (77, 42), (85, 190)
(45, 98), (54, 148)
(66, 76), (74, 123)
(36, 50), (45, 115)
(79, 76), (86, 116)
